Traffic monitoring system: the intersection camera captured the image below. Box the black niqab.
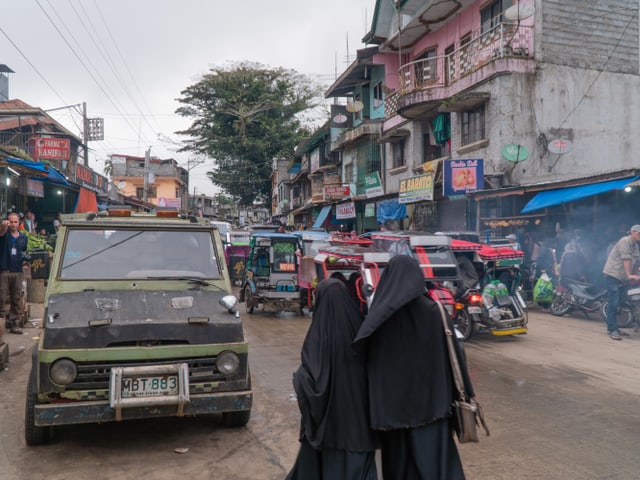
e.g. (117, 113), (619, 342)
(293, 278), (377, 451)
(354, 255), (474, 430)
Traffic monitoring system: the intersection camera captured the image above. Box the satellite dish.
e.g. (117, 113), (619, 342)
(548, 138), (573, 155)
(346, 100), (364, 113)
(504, 4), (535, 21)
(116, 181), (126, 190)
(502, 144), (529, 162)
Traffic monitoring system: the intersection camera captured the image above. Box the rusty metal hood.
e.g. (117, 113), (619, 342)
(43, 290), (244, 349)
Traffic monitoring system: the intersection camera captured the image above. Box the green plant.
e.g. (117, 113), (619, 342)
(23, 230), (53, 253)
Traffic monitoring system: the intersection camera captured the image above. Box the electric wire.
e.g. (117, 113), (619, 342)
(34, 0), (154, 147)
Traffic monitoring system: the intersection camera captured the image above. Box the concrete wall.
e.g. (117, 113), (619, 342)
(539, 0), (639, 74)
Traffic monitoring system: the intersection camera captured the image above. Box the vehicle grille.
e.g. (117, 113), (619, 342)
(68, 356), (226, 390)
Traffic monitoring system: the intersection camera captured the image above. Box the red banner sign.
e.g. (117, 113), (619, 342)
(324, 185), (350, 200)
(29, 137), (70, 160)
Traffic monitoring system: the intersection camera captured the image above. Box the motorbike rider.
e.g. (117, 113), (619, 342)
(559, 239), (588, 287)
(602, 224), (640, 340)
(455, 253), (480, 297)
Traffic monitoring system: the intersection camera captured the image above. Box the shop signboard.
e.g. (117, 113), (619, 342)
(480, 215), (545, 229)
(323, 185), (350, 200)
(398, 173), (434, 204)
(336, 201), (356, 219)
(364, 172), (384, 198)
(75, 164), (109, 193)
(29, 137), (70, 160)
(444, 159), (484, 196)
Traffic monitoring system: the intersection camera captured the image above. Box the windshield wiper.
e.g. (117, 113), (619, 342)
(145, 276), (217, 287)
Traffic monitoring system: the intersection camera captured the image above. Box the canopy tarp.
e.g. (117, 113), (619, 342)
(376, 198), (407, 224)
(5, 157), (69, 185)
(521, 176), (640, 213)
(74, 187), (98, 213)
(312, 205), (332, 229)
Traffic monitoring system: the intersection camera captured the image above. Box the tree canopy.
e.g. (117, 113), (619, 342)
(175, 62), (320, 206)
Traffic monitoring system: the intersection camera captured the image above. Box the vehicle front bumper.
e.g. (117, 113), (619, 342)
(34, 390), (252, 427)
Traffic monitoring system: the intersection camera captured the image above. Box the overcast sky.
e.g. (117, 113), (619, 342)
(0, 0), (374, 196)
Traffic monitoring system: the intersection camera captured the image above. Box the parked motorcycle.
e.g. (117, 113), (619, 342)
(600, 284), (640, 329)
(550, 279), (607, 317)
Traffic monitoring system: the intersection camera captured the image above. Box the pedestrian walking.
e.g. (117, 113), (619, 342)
(286, 278), (378, 480)
(0, 212), (28, 334)
(354, 255), (475, 480)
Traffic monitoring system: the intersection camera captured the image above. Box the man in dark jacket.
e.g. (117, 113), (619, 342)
(0, 212), (28, 334)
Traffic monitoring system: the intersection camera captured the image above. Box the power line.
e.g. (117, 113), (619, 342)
(34, 0), (154, 147)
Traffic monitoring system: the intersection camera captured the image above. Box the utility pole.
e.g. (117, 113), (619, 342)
(82, 102), (88, 166)
(143, 147), (151, 202)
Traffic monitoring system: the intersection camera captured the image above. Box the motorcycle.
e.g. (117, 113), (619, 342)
(600, 284), (640, 330)
(550, 279), (607, 317)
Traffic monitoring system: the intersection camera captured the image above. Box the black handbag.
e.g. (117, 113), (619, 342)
(436, 301), (490, 443)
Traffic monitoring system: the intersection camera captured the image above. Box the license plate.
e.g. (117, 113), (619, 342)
(468, 306), (483, 314)
(121, 375), (179, 398)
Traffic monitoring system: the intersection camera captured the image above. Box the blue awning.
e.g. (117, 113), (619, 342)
(312, 205), (332, 229)
(521, 176), (640, 213)
(6, 157), (70, 186)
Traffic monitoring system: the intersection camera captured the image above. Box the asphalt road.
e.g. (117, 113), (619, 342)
(1, 303), (640, 479)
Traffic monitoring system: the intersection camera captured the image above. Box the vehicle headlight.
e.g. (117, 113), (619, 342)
(216, 351), (240, 375)
(49, 358), (78, 385)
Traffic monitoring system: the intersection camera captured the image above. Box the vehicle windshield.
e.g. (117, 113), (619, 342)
(60, 228), (220, 280)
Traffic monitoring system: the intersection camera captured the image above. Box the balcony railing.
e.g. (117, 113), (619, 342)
(398, 22), (533, 96)
(335, 122), (382, 149)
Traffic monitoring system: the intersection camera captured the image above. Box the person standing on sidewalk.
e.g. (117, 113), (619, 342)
(602, 224), (640, 340)
(0, 212), (28, 334)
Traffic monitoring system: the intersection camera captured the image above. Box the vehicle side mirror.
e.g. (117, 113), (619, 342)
(219, 295), (240, 318)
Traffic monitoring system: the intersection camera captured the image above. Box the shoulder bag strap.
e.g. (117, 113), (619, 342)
(436, 300), (466, 401)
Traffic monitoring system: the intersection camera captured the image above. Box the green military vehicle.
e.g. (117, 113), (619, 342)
(25, 208), (252, 445)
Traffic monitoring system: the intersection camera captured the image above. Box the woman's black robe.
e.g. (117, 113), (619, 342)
(286, 278), (378, 480)
(354, 255), (475, 480)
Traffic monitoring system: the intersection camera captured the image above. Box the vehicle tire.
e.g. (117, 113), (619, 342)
(222, 409), (251, 427)
(454, 309), (474, 341)
(550, 294), (572, 316)
(244, 285), (254, 314)
(25, 369), (51, 446)
(601, 301), (634, 328)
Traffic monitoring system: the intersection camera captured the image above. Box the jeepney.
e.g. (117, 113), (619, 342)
(25, 208), (251, 445)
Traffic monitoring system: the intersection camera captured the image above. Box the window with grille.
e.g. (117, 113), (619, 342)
(391, 140), (405, 168)
(136, 187), (157, 199)
(481, 0), (512, 33)
(461, 105), (486, 146)
(373, 82), (384, 108)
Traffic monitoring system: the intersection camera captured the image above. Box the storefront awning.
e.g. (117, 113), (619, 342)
(6, 157), (69, 186)
(312, 205), (332, 229)
(521, 176), (640, 213)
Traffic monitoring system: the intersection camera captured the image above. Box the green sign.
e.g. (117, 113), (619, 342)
(364, 172), (384, 198)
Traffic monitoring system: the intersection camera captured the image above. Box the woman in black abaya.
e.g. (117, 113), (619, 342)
(354, 255), (475, 480)
(286, 278), (378, 480)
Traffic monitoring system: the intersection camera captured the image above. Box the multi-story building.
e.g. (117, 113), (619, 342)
(109, 154), (188, 212)
(364, 0), (640, 241)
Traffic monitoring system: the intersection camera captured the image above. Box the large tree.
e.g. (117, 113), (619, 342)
(175, 62), (320, 206)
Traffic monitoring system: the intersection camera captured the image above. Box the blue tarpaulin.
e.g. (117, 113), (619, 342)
(376, 198), (407, 224)
(6, 157), (70, 185)
(312, 205), (332, 229)
(521, 176), (639, 213)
